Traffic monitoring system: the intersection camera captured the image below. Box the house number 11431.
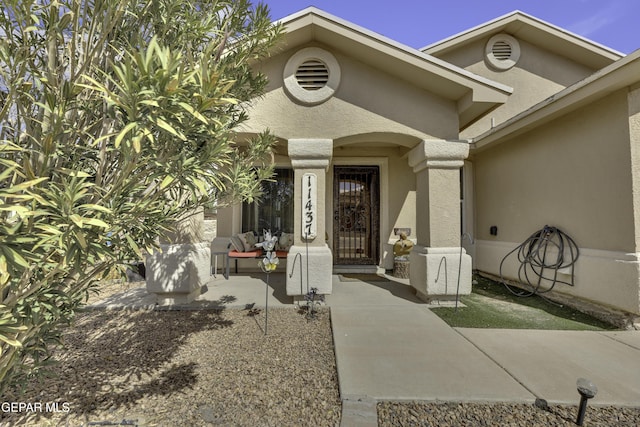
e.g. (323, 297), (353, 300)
(302, 173), (317, 240)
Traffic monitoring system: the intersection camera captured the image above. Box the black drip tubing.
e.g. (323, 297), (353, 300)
(499, 225), (579, 297)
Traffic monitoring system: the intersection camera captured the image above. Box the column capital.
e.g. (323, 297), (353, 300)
(408, 139), (469, 172)
(288, 138), (333, 170)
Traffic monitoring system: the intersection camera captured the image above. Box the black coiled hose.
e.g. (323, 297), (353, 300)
(499, 225), (579, 297)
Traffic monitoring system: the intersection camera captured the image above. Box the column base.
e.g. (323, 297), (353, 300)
(146, 242), (210, 305)
(409, 246), (472, 301)
(286, 245), (333, 296)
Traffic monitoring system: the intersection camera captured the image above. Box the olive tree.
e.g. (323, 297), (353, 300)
(0, 0), (281, 391)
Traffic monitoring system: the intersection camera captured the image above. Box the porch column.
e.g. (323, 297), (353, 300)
(286, 139), (333, 297)
(407, 140), (472, 301)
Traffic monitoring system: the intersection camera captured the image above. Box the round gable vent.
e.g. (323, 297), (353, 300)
(283, 47), (341, 105)
(491, 40), (513, 60)
(485, 34), (520, 71)
(295, 60), (329, 90)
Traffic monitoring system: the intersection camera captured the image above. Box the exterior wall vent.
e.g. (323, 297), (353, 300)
(485, 34), (520, 71)
(283, 47), (341, 105)
(295, 60), (329, 91)
(491, 40), (512, 60)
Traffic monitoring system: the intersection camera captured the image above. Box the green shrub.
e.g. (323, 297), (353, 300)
(0, 0), (281, 392)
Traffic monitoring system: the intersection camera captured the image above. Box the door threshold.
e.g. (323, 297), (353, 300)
(333, 265), (380, 274)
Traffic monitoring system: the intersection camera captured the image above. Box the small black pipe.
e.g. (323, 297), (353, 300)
(576, 395), (588, 426)
(575, 378), (597, 426)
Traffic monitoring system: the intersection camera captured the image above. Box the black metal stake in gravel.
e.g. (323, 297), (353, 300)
(258, 231), (279, 336)
(264, 272), (269, 335)
(576, 377), (597, 426)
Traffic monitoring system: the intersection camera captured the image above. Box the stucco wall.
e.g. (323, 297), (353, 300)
(629, 85), (640, 252)
(244, 43), (458, 141)
(437, 38), (594, 138)
(472, 89), (640, 313)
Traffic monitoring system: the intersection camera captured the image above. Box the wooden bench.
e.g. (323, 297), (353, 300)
(226, 248), (288, 279)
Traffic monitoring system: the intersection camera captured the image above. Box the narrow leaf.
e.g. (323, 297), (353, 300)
(1, 247), (29, 269)
(0, 335), (22, 348)
(75, 231), (87, 249)
(115, 122), (138, 148)
(2, 178), (48, 193)
(160, 175), (175, 189)
(69, 214), (84, 228)
(78, 204), (112, 214)
(156, 118), (186, 141)
(125, 234), (142, 257)
(83, 218), (109, 228)
(178, 102), (208, 124)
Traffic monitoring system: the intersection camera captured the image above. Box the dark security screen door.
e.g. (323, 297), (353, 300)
(333, 166), (380, 265)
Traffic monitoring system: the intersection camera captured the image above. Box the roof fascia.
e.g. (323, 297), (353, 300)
(423, 10), (623, 66)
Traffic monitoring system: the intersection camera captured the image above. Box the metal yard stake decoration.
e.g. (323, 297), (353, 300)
(257, 230), (279, 335)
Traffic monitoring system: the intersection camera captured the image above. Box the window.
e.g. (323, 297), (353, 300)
(242, 168), (294, 234)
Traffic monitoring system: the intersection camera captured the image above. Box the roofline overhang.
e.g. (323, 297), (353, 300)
(274, 7), (513, 128)
(472, 49), (640, 153)
(423, 10), (623, 70)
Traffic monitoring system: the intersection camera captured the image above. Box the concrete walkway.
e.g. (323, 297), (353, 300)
(93, 273), (640, 425)
(327, 274), (640, 425)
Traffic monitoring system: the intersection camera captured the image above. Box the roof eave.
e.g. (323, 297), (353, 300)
(423, 10), (623, 69)
(472, 49), (640, 153)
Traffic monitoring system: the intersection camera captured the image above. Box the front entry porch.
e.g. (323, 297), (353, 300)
(209, 137), (473, 304)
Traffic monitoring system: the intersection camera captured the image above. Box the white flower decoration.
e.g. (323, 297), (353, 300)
(262, 251), (279, 272)
(255, 229), (278, 252)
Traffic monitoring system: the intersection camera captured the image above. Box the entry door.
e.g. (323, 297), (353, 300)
(333, 166), (380, 265)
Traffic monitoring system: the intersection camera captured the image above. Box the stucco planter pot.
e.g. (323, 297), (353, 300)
(146, 242), (210, 305)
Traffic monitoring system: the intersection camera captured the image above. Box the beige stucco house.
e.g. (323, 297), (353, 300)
(150, 8), (640, 316)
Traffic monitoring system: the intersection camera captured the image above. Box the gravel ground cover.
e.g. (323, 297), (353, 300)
(378, 401), (640, 426)
(1, 306), (341, 426)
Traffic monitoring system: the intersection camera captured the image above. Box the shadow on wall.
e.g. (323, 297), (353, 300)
(146, 242), (212, 303)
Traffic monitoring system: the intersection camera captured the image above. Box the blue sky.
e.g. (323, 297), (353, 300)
(264, 0), (639, 54)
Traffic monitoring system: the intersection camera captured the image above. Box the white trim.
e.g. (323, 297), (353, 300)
(475, 239), (640, 262)
(328, 157), (389, 267)
(422, 10), (623, 59)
